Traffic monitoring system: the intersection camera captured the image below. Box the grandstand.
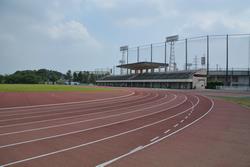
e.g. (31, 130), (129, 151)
(96, 62), (206, 89)
(97, 34), (250, 90)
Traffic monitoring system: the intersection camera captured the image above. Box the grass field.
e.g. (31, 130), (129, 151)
(218, 96), (250, 108)
(0, 84), (112, 92)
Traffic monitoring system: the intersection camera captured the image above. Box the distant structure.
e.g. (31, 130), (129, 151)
(119, 45), (128, 75)
(97, 34), (250, 90)
(166, 35), (179, 71)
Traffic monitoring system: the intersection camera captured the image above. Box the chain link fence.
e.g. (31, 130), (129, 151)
(123, 34), (250, 72)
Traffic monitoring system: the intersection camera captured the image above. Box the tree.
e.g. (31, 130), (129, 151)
(89, 73), (96, 83)
(73, 72), (78, 82)
(0, 75), (4, 83)
(48, 73), (58, 84)
(77, 72), (83, 83)
(66, 70), (72, 84)
(82, 71), (89, 83)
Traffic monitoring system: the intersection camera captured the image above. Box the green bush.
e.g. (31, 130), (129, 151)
(206, 81), (224, 89)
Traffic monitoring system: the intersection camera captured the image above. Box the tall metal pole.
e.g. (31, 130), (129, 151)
(137, 47), (140, 62)
(127, 49), (129, 74)
(226, 34), (229, 86)
(185, 38), (188, 71)
(164, 41), (167, 72)
(207, 35), (210, 78)
(151, 44), (153, 62)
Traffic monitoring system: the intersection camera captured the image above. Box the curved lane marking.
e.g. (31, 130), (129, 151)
(0, 92), (159, 128)
(0, 90), (135, 111)
(0, 92), (154, 123)
(0, 93), (195, 167)
(96, 95), (214, 167)
(0, 94), (180, 148)
(0, 90), (149, 117)
(0, 92), (166, 135)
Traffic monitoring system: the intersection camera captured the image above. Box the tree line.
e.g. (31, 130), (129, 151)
(0, 69), (108, 84)
(65, 70), (106, 84)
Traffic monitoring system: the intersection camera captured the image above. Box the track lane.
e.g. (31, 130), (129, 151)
(0, 91), (159, 126)
(0, 93), (179, 148)
(0, 93), (214, 166)
(0, 92), (173, 135)
(0, 93), (192, 166)
(0, 89), (134, 111)
(0, 90), (147, 120)
(0, 90), (171, 136)
(0, 89), (214, 167)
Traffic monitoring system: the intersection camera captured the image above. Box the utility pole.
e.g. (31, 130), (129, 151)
(226, 34), (229, 86)
(185, 38), (188, 71)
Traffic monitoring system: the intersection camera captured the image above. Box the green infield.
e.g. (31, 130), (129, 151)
(0, 84), (112, 92)
(217, 96), (250, 108)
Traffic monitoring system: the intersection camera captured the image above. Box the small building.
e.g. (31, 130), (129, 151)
(208, 69), (250, 87)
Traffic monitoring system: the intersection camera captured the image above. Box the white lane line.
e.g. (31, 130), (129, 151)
(0, 92), (152, 123)
(0, 90), (135, 112)
(0, 90), (150, 117)
(150, 136), (159, 142)
(0, 94), (182, 148)
(173, 123), (179, 128)
(96, 146), (144, 167)
(185, 116), (188, 119)
(164, 129), (171, 134)
(129, 146), (144, 153)
(96, 95), (214, 167)
(0, 94), (196, 167)
(180, 119), (184, 123)
(0, 92), (158, 128)
(0, 94), (168, 136)
(0, 91), (147, 117)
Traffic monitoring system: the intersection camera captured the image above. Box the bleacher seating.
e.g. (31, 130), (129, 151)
(100, 71), (196, 81)
(101, 74), (134, 80)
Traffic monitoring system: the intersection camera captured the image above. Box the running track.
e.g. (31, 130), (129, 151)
(0, 88), (215, 166)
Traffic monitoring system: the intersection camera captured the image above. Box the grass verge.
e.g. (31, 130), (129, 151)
(216, 96), (250, 108)
(0, 84), (112, 92)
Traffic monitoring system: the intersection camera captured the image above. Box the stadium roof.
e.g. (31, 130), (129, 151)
(117, 62), (168, 70)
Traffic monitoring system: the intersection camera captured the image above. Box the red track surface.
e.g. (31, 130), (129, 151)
(0, 88), (249, 167)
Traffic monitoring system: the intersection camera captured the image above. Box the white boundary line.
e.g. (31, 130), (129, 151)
(0, 92), (152, 123)
(0, 94), (195, 167)
(96, 95), (214, 167)
(0, 90), (135, 111)
(0, 94), (181, 148)
(0, 91), (146, 117)
(150, 136), (159, 142)
(0, 91), (159, 128)
(0, 93), (168, 136)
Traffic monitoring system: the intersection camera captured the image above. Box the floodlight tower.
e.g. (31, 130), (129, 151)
(120, 45), (128, 75)
(166, 35), (179, 71)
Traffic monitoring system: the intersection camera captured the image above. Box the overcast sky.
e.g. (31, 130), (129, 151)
(0, 0), (250, 74)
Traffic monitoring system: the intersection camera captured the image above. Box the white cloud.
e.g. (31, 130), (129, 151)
(47, 21), (100, 46)
(87, 0), (118, 9)
(116, 17), (156, 28)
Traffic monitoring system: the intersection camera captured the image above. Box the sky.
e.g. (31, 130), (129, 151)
(0, 0), (250, 74)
